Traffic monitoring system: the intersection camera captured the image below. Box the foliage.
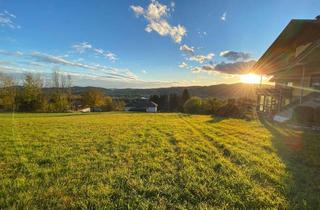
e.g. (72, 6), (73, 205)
(101, 96), (113, 111)
(181, 89), (190, 105)
(81, 88), (106, 107)
(217, 99), (242, 118)
(0, 73), (16, 111)
(0, 113), (319, 209)
(18, 73), (44, 112)
(48, 71), (72, 112)
(150, 89), (190, 112)
(183, 96), (202, 114)
(293, 106), (314, 125)
(201, 98), (225, 115)
(111, 99), (126, 111)
(169, 93), (180, 112)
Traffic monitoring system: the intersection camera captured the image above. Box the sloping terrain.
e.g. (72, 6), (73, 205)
(0, 113), (319, 209)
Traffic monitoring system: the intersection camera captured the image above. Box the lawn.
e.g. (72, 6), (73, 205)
(0, 113), (319, 209)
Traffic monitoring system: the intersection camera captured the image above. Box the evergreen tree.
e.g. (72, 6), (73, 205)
(159, 94), (169, 111)
(181, 89), (190, 105)
(169, 93), (180, 112)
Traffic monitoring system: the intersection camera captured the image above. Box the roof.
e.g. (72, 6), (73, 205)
(254, 18), (320, 75)
(126, 99), (158, 108)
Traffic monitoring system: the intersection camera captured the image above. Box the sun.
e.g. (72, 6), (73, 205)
(240, 73), (261, 84)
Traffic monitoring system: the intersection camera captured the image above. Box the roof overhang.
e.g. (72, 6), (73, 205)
(254, 19), (320, 75)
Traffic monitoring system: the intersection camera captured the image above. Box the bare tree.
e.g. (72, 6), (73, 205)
(49, 70), (71, 112)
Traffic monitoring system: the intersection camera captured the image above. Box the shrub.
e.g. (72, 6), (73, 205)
(217, 99), (242, 118)
(293, 106), (314, 125)
(183, 97), (202, 114)
(201, 98), (225, 115)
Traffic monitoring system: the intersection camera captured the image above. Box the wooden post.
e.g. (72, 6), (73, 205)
(300, 66), (305, 104)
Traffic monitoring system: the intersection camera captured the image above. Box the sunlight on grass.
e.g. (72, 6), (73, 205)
(0, 113), (319, 209)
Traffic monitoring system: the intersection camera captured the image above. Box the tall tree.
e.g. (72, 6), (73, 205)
(81, 89), (106, 107)
(149, 95), (160, 104)
(181, 89), (190, 105)
(0, 73), (16, 111)
(159, 95), (169, 111)
(49, 71), (71, 112)
(19, 73), (44, 112)
(169, 93), (180, 112)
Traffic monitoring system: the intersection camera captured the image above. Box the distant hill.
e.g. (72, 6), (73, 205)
(69, 83), (269, 99)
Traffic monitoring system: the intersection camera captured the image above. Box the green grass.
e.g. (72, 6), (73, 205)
(0, 113), (319, 209)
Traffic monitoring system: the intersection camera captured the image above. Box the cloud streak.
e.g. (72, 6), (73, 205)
(180, 44), (194, 55)
(192, 60), (256, 74)
(131, 0), (186, 43)
(30, 52), (134, 80)
(72, 42), (118, 61)
(0, 10), (20, 29)
(189, 53), (214, 64)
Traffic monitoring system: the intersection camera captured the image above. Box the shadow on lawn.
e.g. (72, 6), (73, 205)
(259, 117), (320, 209)
(206, 116), (225, 124)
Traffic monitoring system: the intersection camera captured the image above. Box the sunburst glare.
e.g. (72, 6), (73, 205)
(240, 73), (261, 84)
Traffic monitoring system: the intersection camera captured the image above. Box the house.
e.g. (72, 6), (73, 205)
(79, 107), (103, 113)
(125, 99), (158, 113)
(254, 16), (320, 122)
(79, 107), (91, 113)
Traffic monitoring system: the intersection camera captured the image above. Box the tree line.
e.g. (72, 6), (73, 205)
(150, 89), (255, 119)
(1, 71), (254, 118)
(0, 72), (125, 112)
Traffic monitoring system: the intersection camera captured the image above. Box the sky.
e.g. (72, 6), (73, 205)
(0, 0), (319, 88)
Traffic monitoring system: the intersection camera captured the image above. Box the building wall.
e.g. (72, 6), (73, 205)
(275, 65), (320, 101)
(146, 107), (157, 113)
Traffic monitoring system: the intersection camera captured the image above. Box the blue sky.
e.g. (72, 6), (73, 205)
(0, 0), (319, 88)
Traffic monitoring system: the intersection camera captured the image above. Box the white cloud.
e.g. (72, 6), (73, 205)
(179, 44), (194, 55)
(0, 49), (24, 56)
(141, 70), (147, 74)
(191, 66), (202, 73)
(31, 52), (135, 80)
(73, 42), (118, 61)
(130, 0), (186, 43)
(72, 42), (92, 53)
(221, 12), (227, 21)
(179, 62), (188, 69)
(189, 53), (214, 63)
(220, 50), (251, 61)
(0, 10), (20, 29)
(93, 48), (118, 61)
(191, 60), (256, 74)
(130, 5), (144, 16)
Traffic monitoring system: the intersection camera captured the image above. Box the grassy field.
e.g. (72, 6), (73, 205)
(0, 113), (319, 209)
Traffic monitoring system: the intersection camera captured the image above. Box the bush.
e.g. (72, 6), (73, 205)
(201, 98), (225, 115)
(314, 107), (320, 125)
(293, 106), (314, 125)
(217, 99), (242, 118)
(183, 97), (202, 114)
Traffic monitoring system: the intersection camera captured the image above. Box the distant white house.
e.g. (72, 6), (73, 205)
(79, 107), (91, 113)
(79, 107), (103, 113)
(146, 102), (158, 113)
(125, 99), (158, 113)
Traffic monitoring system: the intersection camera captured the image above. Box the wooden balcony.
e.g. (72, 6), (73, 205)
(256, 86), (293, 113)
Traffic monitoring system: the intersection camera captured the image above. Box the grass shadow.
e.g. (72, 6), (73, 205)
(259, 117), (320, 209)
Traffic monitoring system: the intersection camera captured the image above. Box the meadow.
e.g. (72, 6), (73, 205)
(0, 113), (319, 209)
